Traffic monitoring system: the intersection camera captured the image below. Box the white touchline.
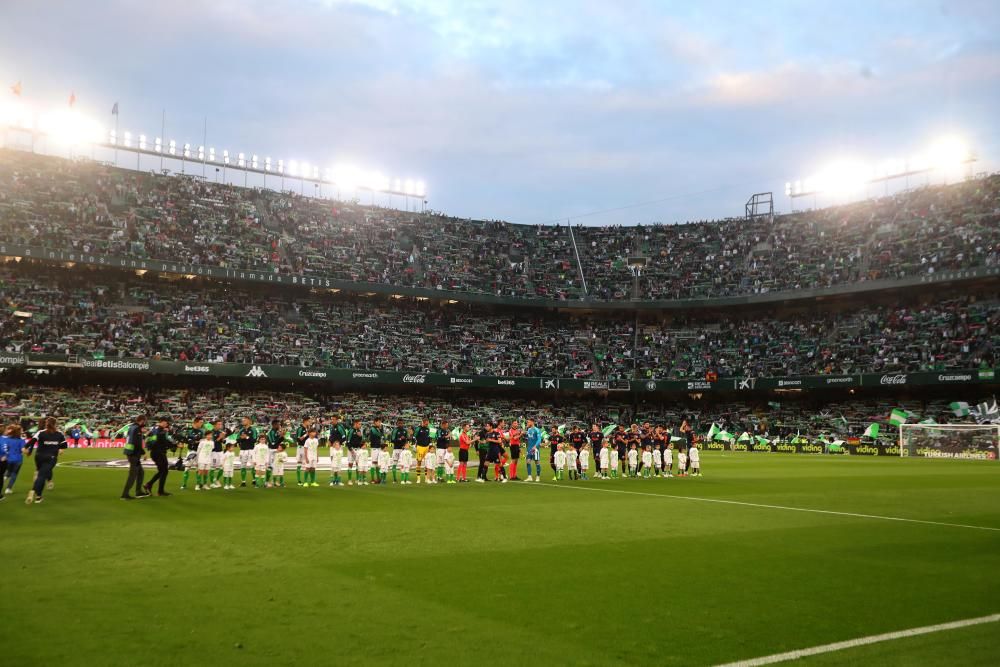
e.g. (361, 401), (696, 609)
(713, 613), (1000, 667)
(536, 483), (1000, 532)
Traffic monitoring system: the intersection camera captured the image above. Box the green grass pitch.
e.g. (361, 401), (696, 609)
(3, 451), (999, 666)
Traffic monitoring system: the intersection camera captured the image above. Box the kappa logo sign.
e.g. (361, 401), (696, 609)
(246, 366), (268, 378)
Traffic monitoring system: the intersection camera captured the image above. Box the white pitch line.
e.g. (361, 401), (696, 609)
(714, 613), (1000, 666)
(535, 482), (1000, 532)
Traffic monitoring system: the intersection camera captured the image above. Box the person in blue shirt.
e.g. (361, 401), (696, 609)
(0, 426), (7, 499)
(524, 419), (543, 482)
(1, 424), (28, 498)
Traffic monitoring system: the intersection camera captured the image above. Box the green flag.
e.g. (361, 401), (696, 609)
(755, 436), (770, 445)
(429, 426), (438, 439)
(949, 402), (971, 417)
(737, 431), (752, 443)
(715, 430), (733, 442)
(602, 423), (617, 437)
(863, 423), (880, 439)
(62, 419), (80, 431)
(113, 424), (130, 437)
(450, 427), (462, 440)
(706, 423), (720, 440)
(557, 424), (567, 435)
(889, 409), (910, 426)
(919, 418), (937, 425)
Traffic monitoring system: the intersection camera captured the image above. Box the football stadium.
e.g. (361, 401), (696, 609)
(1, 3), (999, 666)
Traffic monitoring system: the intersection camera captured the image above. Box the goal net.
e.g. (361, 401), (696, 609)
(898, 424), (1000, 460)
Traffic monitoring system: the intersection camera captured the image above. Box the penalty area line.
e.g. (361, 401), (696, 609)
(713, 613), (1000, 666)
(534, 482), (1000, 533)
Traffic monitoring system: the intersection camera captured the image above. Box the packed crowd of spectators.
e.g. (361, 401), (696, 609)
(1, 264), (995, 379)
(0, 150), (584, 300)
(612, 295), (998, 379)
(1, 149), (997, 302)
(574, 175), (1000, 300)
(0, 383), (986, 442)
(0, 265), (597, 377)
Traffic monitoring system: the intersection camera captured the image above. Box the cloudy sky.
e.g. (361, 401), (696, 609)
(1, 0), (998, 225)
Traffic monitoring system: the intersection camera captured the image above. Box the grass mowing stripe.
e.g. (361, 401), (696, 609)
(714, 613), (1000, 667)
(533, 481), (1000, 532)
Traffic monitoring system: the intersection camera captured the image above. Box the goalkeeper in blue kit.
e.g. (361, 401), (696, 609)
(524, 419), (543, 482)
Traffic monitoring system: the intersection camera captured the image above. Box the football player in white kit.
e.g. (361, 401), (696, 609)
(565, 445), (578, 480)
(271, 444), (288, 488)
(598, 444), (610, 479)
(627, 445), (639, 478)
(553, 444), (567, 480)
(578, 443), (591, 480)
(688, 443), (701, 476)
(294, 417), (313, 486)
(377, 446), (391, 484)
(442, 447), (456, 484)
(398, 444), (414, 484)
(253, 435), (270, 488)
(222, 443), (237, 490)
(357, 447), (371, 486)
(303, 429), (320, 487)
(424, 446), (438, 484)
(195, 432), (215, 491)
(329, 439), (344, 487)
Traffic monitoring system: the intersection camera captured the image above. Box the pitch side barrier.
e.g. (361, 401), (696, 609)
(702, 439), (997, 459)
(4, 353), (996, 396)
(1, 242), (998, 311)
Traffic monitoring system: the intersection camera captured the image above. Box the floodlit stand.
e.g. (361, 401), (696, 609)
(898, 423), (1000, 460)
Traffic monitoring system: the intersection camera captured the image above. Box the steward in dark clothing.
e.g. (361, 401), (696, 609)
(121, 416), (150, 500)
(143, 418), (177, 496)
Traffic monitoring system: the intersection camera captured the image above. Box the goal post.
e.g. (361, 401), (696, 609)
(898, 423), (1000, 460)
